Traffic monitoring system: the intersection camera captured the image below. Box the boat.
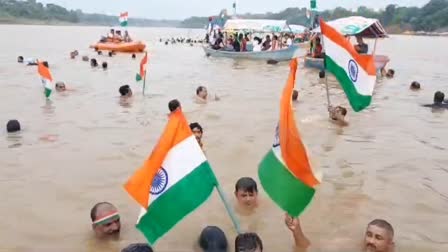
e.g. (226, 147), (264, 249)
(306, 16), (390, 73)
(90, 41), (146, 53)
(204, 44), (302, 61)
(304, 55), (390, 72)
(204, 19), (306, 61)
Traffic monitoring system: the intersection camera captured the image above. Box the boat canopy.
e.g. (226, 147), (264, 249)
(287, 24), (307, 34)
(224, 19), (290, 33)
(313, 16), (388, 38)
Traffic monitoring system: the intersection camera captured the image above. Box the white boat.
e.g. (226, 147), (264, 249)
(204, 19), (307, 61)
(204, 44), (303, 61)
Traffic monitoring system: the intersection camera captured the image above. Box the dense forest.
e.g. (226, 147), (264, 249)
(1, 0), (447, 33)
(182, 0), (448, 32)
(0, 0), (180, 27)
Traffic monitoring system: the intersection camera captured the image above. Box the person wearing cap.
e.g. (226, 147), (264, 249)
(90, 202), (121, 238)
(6, 120), (21, 133)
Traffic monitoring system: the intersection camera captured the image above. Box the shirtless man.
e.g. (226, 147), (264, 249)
(328, 105), (348, 126)
(285, 214), (395, 252)
(195, 86), (219, 103)
(90, 202), (121, 239)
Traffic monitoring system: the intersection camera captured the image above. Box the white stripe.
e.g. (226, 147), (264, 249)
(41, 78), (52, 90)
(149, 135), (206, 205)
(322, 34), (376, 96)
(137, 135), (206, 223)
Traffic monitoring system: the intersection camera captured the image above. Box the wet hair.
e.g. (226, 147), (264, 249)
(235, 177), (258, 193)
(97, 51), (102, 55)
(198, 226), (228, 252)
(319, 70), (325, 79)
(17, 56), (24, 63)
(90, 202), (114, 221)
(108, 52), (113, 57)
(102, 62), (108, 69)
(434, 91), (445, 104)
(235, 233), (263, 252)
(368, 219), (394, 238)
(6, 119), (21, 133)
(42, 61), (49, 68)
(292, 90), (299, 101)
(196, 86), (206, 95)
(410, 81), (420, 90)
(386, 69), (395, 78)
(119, 85), (131, 96)
(168, 99), (181, 112)
(121, 243), (153, 252)
(132, 54), (136, 59)
(337, 106), (348, 116)
(189, 122), (203, 133)
(90, 58), (98, 67)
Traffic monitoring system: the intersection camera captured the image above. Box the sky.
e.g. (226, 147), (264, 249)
(39, 0), (429, 20)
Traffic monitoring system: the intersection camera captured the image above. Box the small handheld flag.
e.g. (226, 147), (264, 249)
(38, 62), (53, 98)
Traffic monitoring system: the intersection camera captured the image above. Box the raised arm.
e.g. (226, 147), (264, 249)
(285, 213), (311, 249)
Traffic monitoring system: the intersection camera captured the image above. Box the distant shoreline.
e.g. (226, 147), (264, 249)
(2, 19), (448, 37)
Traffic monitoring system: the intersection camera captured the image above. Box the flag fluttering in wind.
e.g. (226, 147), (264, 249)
(38, 61), (53, 98)
(320, 19), (377, 112)
(258, 59), (321, 217)
(136, 52), (148, 82)
(124, 108), (218, 244)
(119, 12), (128, 27)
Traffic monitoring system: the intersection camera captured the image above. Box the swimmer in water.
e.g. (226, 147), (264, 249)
(328, 105), (348, 126)
(381, 68), (395, 79)
(6, 119), (21, 133)
(189, 122), (204, 149)
(423, 91), (448, 109)
(198, 226), (228, 252)
(234, 177), (259, 214)
(168, 99), (181, 112)
(285, 214), (395, 252)
(55, 82), (67, 92)
(410, 81), (421, 90)
(90, 202), (121, 239)
(235, 233), (263, 252)
(121, 243), (153, 252)
(195, 86), (219, 103)
(119, 85), (132, 98)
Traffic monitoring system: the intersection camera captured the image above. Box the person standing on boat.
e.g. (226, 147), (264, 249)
(124, 31), (132, 42)
(271, 35), (280, 51)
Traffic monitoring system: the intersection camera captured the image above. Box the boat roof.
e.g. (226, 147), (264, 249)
(288, 24), (307, 34)
(224, 19), (290, 32)
(313, 16), (388, 38)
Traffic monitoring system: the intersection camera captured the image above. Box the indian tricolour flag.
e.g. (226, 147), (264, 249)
(258, 59), (321, 217)
(119, 12), (128, 27)
(136, 52), (148, 81)
(38, 61), (53, 98)
(124, 108), (218, 244)
(320, 19), (377, 112)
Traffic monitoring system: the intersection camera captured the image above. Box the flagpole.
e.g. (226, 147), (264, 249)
(216, 183), (242, 234)
(142, 70), (147, 96)
(319, 19), (331, 107)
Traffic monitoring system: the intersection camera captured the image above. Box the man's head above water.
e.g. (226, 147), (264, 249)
(364, 219), (394, 252)
(90, 202), (121, 238)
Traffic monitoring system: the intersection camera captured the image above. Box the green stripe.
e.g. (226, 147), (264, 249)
(136, 73), (142, 81)
(45, 87), (52, 98)
(137, 161), (217, 244)
(325, 56), (372, 112)
(120, 21), (128, 27)
(258, 149), (315, 217)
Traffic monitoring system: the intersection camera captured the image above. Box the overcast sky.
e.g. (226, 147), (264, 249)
(38, 0), (429, 20)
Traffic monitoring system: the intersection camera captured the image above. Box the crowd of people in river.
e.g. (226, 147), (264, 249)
(8, 35), (448, 252)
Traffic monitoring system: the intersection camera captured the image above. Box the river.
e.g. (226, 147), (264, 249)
(0, 25), (447, 252)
